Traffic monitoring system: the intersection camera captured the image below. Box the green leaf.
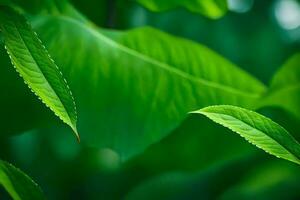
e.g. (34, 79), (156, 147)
(0, 6), (78, 140)
(0, 160), (45, 200)
(135, 0), (228, 19)
(192, 105), (300, 165)
(32, 14), (265, 160)
(260, 53), (300, 120)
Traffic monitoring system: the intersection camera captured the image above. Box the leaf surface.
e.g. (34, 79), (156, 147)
(0, 6), (78, 139)
(135, 0), (228, 19)
(193, 105), (300, 165)
(0, 160), (45, 200)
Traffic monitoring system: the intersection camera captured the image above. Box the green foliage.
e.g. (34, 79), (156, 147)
(0, 0), (300, 199)
(0, 160), (45, 200)
(0, 6), (78, 140)
(194, 105), (300, 165)
(135, 0), (228, 19)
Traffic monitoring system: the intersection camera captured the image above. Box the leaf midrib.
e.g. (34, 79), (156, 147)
(200, 110), (300, 162)
(47, 15), (265, 99)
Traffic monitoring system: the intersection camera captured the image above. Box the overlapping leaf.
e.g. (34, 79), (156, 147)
(193, 105), (300, 165)
(0, 6), (78, 139)
(0, 160), (45, 200)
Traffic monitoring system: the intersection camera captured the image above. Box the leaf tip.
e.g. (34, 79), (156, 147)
(72, 127), (80, 143)
(188, 110), (199, 114)
(189, 110), (205, 115)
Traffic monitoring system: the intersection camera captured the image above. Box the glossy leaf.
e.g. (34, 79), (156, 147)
(193, 105), (300, 165)
(0, 6), (78, 140)
(260, 53), (300, 120)
(135, 0), (228, 19)
(0, 160), (45, 200)
(32, 13), (265, 160)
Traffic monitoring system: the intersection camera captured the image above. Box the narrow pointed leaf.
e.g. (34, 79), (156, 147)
(0, 160), (45, 200)
(0, 6), (78, 139)
(193, 105), (300, 165)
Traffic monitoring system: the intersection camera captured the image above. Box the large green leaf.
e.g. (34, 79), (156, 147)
(0, 6), (78, 139)
(0, 160), (45, 200)
(32, 14), (265, 160)
(260, 53), (300, 120)
(135, 0), (228, 19)
(193, 105), (300, 165)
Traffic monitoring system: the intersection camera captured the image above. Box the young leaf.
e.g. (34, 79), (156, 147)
(135, 0), (228, 19)
(192, 105), (300, 165)
(31, 13), (265, 160)
(0, 6), (79, 140)
(259, 53), (300, 120)
(0, 160), (45, 200)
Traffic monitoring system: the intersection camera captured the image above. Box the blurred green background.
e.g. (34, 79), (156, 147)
(1, 0), (300, 199)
